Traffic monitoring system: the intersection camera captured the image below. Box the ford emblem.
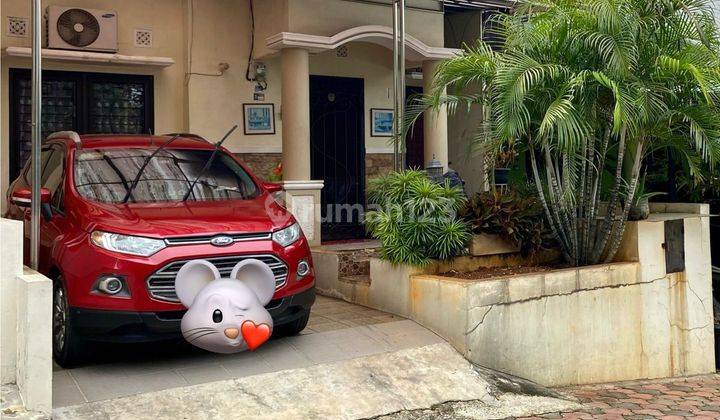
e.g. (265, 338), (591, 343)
(210, 236), (234, 247)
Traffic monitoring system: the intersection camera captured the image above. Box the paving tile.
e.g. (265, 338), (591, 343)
(307, 320), (352, 332)
(176, 364), (233, 385)
(256, 338), (315, 371)
(71, 368), (188, 402)
(535, 374), (720, 420)
(52, 370), (87, 408)
(290, 340), (348, 364)
(218, 352), (273, 378)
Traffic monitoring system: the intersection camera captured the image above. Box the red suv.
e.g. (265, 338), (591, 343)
(5, 132), (315, 367)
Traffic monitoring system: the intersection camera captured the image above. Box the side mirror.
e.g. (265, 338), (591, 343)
(11, 187), (51, 208)
(263, 182), (283, 194)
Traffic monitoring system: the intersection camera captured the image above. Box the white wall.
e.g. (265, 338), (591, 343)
(0, 218), (52, 414)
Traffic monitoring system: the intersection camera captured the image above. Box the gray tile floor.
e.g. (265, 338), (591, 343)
(53, 296), (440, 408)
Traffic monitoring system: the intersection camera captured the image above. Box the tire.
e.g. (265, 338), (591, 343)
(274, 309), (311, 337)
(53, 277), (85, 368)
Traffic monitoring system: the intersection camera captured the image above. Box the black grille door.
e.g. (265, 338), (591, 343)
(310, 76), (365, 241)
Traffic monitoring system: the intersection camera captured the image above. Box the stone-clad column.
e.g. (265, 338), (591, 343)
(422, 60), (449, 169)
(281, 48), (311, 181)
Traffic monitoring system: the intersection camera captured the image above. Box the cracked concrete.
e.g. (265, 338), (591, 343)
(412, 251), (714, 386)
(50, 343), (579, 420)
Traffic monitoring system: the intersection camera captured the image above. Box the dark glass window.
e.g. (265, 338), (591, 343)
(41, 147), (64, 196)
(14, 80), (76, 170)
(73, 149), (259, 204)
(88, 82), (147, 134)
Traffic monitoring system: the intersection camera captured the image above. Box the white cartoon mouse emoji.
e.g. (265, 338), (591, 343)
(175, 259), (274, 353)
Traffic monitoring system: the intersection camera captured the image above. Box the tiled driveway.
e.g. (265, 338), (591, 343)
(53, 296), (436, 408)
(515, 374), (720, 419)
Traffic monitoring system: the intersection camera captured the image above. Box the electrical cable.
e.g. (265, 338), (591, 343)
(246, 0), (255, 82)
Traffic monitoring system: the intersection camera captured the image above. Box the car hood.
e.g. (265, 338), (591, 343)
(77, 195), (293, 238)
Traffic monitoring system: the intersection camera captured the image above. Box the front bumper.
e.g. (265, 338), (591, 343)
(70, 286), (316, 343)
(61, 234), (314, 312)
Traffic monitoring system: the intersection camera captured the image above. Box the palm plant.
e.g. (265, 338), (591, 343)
(408, 0), (720, 266)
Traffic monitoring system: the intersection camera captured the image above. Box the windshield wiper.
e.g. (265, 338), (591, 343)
(122, 134), (182, 203)
(181, 125), (238, 202)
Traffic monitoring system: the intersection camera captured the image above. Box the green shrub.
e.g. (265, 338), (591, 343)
(461, 190), (552, 256)
(365, 170), (470, 266)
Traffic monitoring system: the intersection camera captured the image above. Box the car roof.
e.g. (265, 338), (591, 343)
(54, 134), (217, 150)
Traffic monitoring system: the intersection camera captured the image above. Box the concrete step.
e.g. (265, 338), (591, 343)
(338, 274), (371, 285)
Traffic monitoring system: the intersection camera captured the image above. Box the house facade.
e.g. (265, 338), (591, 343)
(0, 0), (491, 244)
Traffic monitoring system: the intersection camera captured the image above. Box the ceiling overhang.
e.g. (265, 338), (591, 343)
(4, 46), (174, 67)
(266, 25), (460, 61)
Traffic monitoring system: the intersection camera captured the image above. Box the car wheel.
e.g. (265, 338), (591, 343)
(274, 309), (311, 337)
(53, 277), (84, 368)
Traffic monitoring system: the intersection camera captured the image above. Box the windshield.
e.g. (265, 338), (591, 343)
(74, 148), (259, 203)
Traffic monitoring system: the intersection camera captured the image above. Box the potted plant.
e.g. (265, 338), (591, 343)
(492, 140), (518, 187)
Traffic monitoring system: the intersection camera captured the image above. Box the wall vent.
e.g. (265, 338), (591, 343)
(336, 45), (348, 58)
(134, 29), (153, 47)
(7, 17), (28, 37)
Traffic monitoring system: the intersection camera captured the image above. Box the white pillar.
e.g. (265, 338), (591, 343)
(281, 48), (311, 181)
(0, 219), (23, 384)
(279, 47), (323, 245)
(422, 60), (449, 169)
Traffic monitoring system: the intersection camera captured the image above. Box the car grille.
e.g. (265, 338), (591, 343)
(146, 254), (288, 303)
(164, 232), (271, 246)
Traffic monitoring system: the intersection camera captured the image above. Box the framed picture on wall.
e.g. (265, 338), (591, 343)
(370, 108), (394, 137)
(243, 103), (275, 135)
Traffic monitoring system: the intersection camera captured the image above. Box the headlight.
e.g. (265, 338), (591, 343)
(91, 231), (166, 257)
(272, 223), (302, 247)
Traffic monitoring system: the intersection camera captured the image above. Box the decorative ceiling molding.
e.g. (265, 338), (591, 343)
(266, 25), (461, 61)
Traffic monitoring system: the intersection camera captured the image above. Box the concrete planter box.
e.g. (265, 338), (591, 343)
(314, 204), (715, 386)
(469, 233), (519, 256)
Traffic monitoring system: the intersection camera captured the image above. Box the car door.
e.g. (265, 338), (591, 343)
(39, 144), (69, 274)
(20, 144), (68, 273)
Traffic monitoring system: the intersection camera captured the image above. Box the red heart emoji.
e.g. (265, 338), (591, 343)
(241, 321), (271, 351)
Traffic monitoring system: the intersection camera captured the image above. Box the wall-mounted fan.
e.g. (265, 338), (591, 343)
(57, 9), (100, 47)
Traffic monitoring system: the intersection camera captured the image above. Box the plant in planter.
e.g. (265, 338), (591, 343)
(365, 170), (470, 266)
(491, 140), (518, 187)
(461, 189), (552, 256)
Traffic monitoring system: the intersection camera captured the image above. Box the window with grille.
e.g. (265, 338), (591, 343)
(9, 69), (154, 180)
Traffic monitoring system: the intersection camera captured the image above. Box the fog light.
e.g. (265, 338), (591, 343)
(297, 260), (310, 278)
(97, 277), (123, 295)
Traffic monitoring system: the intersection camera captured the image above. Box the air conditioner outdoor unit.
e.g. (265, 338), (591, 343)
(46, 6), (118, 53)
